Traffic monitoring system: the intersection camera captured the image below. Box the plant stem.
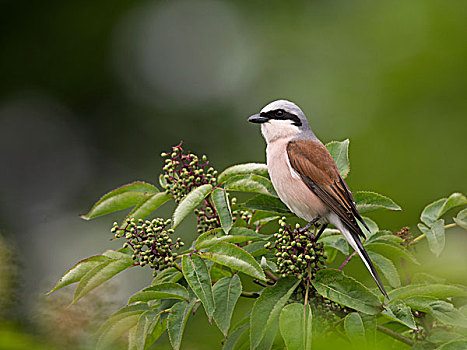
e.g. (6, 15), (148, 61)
(339, 251), (356, 270)
(241, 291), (260, 298)
(304, 263), (311, 318)
(265, 270), (278, 282)
(376, 325), (415, 346)
(413, 222), (457, 244)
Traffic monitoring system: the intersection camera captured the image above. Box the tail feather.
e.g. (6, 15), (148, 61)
(330, 214), (388, 298)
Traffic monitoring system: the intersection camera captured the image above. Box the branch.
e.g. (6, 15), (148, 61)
(376, 325), (415, 346)
(339, 251), (356, 270)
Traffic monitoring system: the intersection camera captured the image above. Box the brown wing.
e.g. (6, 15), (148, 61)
(287, 139), (368, 238)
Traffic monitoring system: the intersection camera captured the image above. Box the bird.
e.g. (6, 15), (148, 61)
(248, 99), (388, 298)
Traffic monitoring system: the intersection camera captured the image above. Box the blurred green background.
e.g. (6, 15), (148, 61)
(0, 0), (466, 348)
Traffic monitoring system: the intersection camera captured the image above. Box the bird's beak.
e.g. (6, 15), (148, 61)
(248, 113), (269, 124)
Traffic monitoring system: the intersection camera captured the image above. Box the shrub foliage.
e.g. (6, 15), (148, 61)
(50, 141), (467, 350)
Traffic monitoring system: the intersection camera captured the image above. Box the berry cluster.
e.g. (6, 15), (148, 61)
(265, 217), (326, 279)
(111, 218), (184, 276)
(161, 143), (217, 203)
(395, 226), (413, 247)
(194, 205), (220, 234)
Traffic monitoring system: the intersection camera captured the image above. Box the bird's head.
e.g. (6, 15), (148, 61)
(248, 99), (311, 143)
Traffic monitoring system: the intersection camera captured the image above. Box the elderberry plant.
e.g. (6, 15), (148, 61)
(50, 141), (467, 350)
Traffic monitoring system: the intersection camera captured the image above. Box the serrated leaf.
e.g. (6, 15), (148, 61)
(325, 139), (350, 178)
(125, 192), (171, 222)
(211, 188), (233, 234)
(365, 232), (403, 245)
(250, 277), (300, 349)
(213, 275), (242, 337)
(412, 272), (446, 285)
(172, 184), (212, 228)
(454, 208), (467, 229)
(361, 314), (376, 345)
(181, 255), (215, 320)
(103, 248), (132, 259)
(225, 174), (277, 197)
(129, 283), (189, 304)
(210, 263), (232, 280)
(388, 284), (467, 300)
(367, 251), (400, 288)
(167, 300), (197, 350)
(319, 235), (350, 256)
(261, 257), (278, 273)
(439, 193), (467, 217)
(311, 269), (382, 315)
(279, 303), (312, 350)
(201, 242), (266, 281)
(429, 301), (467, 328)
(353, 191), (401, 213)
(81, 181), (159, 220)
(218, 163), (269, 183)
(73, 257), (134, 304)
(383, 300), (416, 329)
(97, 305), (149, 349)
(152, 267), (183, 285)
(241, 195), (291, 214)
(359, 217), (379, 237)
(418, 220), (446, 257)
(133, 311), (164, 350)
(365, 242), (419, 265)
(344, 312), (365, 345)
(48, 255), (109, 294)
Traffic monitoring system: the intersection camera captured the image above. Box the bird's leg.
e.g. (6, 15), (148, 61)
(298, 217), (320, 234)
(312, 223), (328, 242)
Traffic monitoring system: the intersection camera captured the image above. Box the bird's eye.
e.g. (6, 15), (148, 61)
(276, 110), (283, 116)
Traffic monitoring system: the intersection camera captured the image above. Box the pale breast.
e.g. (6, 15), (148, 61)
(266, 139), (328, 222)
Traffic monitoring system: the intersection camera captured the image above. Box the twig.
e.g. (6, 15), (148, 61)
(253, 279), (267, 288)
(376, 324), (415, 346)
(413, 222), (457, 243)
(265, 270), (278, 282)
(339, 251), (356, 271)
(241, 291), (260, 298)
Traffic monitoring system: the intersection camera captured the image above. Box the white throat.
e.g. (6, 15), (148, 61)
(260, 119), (301, 143)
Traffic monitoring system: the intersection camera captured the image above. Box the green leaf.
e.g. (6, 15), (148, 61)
(383, 300), (416, 329)
(325, 139), (350, 179)
(388, 284), (467, 300)
(225, 174), (277, 197)
(201, 242), (266, 281)
(73, 257), (134, 304)
(353, 191), (402, 213)
(418, 220), (446, 257)
(218, 163), (269, 183)
(241, 195), (291, 214)
(319, 235), (350, 256)
(129, 283), (189, 304)
(181, 255), (215, 320)
(250, 277), (300, 349)
(311, 269), (382, 315)
(454, 208), (467, 229)
(97, 305), (148, 349)
(213, 275), (242, 337)
(360, 217), (379, 237)
(195, 227), (270, 250)
(159, 174), (168, 189)
(102, 248), (132, 259)
(81, 181), (159, 220)
(172, 184), (212, 229)
(420, 193), (467, 227)
(211, 188), (233, 234)
(361, 314), (376, 345)
(429, 301), (467, 328)
(438, 339), (467, 350)
(344, 312), (365, 345)
(365, 242), (419, 265)
(210, 263), (233, 280)
(439, 193), (467, 217)
(125, 192), (171, 221)
(279, 303), (312, 350)
(167, 300), (198, 350)
(133, 311), (165, 350)
(367, 251), (401, 288)
(48, 255), (109, 294)
(152, 267), (183, 285)
(223, 320), (250, 350)
(365, 232), (403, 245)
